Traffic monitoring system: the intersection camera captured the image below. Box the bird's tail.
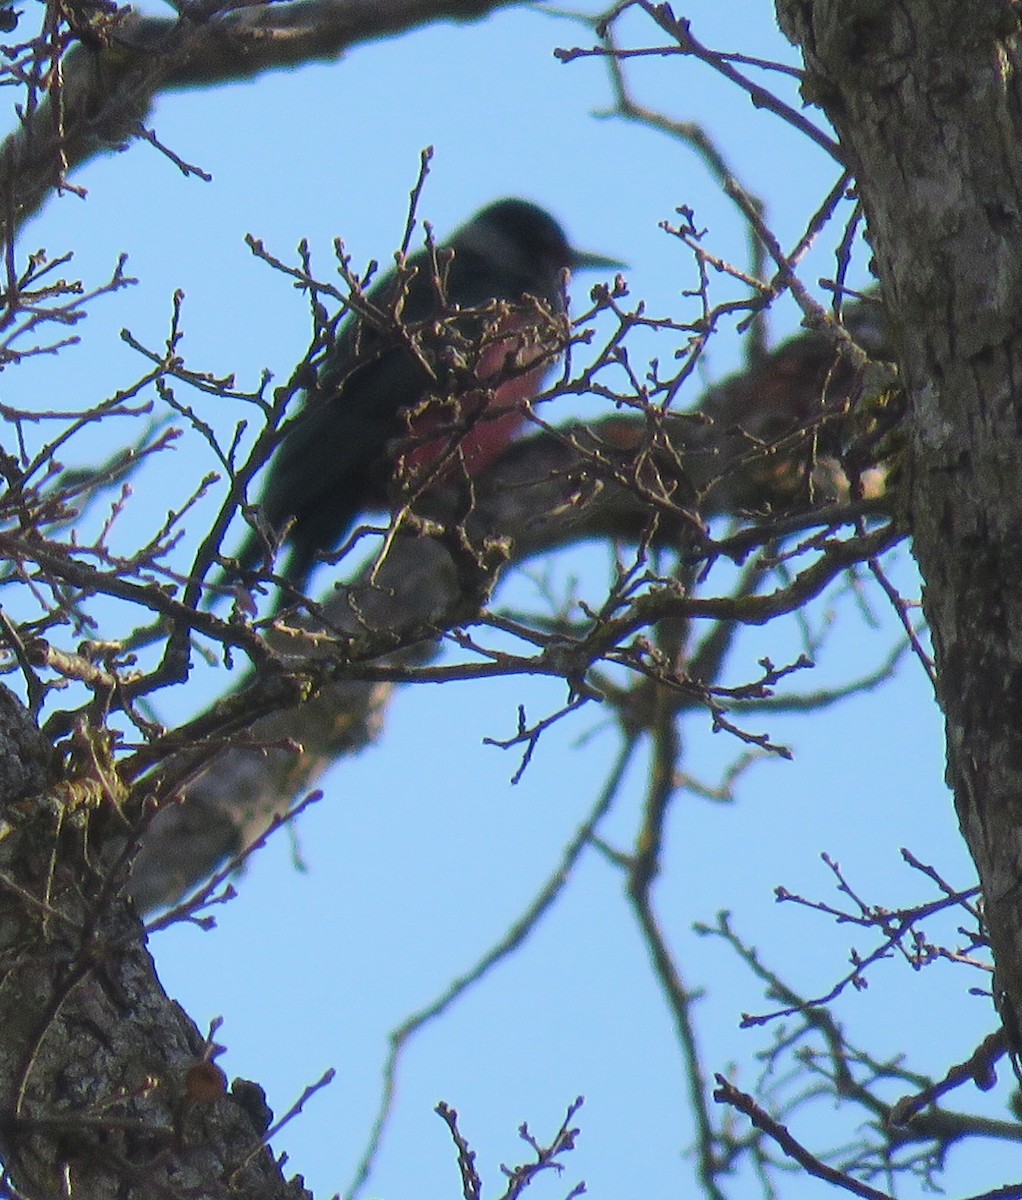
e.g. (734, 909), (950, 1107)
(202, 524), (273, 609)
(203, 523), (325, 613)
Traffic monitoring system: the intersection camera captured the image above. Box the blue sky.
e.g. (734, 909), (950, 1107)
(7, 3), (1006, 1198)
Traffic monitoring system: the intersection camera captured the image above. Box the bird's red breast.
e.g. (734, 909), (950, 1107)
(392, 310), (560, 483)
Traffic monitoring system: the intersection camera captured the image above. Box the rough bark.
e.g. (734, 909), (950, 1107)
(0, 684), (314, 1198)
(775, 0), (1022, 1038)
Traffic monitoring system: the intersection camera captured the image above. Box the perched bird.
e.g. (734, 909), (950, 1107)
(221, 199), (620, 601)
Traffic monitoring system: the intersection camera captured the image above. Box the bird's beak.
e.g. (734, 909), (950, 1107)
(569, 248), (628, 272)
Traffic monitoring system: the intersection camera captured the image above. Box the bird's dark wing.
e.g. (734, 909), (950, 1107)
(258, 343), (432, 588)
(228, 257), (443, 592)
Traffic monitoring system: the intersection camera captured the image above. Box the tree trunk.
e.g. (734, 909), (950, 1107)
(0, 685), (311, 1199)
(776, 0), (1022, 1036)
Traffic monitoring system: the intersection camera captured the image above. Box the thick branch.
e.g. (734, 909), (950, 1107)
(0, 0), (524, 230)
(130, 386), (896, 911)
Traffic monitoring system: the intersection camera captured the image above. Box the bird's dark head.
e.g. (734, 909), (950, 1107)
(457, 199), (624, 283)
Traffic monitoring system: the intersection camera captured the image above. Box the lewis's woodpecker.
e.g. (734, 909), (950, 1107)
(224, 199), (619, 599)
